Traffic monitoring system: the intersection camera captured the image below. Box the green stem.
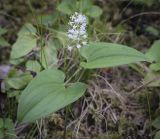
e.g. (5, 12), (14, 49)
(146, 91), (152, 134)
(42, 45), (48, 69)
(63, 106), (70, 139)
(27, 0), (41, 36)
(64, 48), (67, 73)
(26, 124), (37, 139)
(65, 67), (82, 84)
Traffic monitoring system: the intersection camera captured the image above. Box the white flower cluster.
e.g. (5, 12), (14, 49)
(67, 12), (88, 51)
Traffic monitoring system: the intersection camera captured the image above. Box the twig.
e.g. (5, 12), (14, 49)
(121, 12), (160, 24)
(131, 77), (160, 94)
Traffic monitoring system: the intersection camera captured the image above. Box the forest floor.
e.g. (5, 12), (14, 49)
(0, 0), (160, 139)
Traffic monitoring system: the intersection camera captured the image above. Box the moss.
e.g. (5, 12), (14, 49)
(46, 130), (72, 139)
(137, 90), (159, 115)
(118, 115), (135, 135)
(95, 132), (123, 139)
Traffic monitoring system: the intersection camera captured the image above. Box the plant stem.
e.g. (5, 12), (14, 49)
(63, 106), (70, 139)
(146, 90), (152, 134)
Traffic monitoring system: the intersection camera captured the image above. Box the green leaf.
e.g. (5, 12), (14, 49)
(0, 118), (3, 128)
(3, 118), (16, 139)
(11, 35), (37, 59)
(145, 26), (159, 36)
(11, 24), (37, 59)
(4, 119), (14, 129)
(55, 31), (68, 47)
(146, 40), (160, 62)
(26, 60), (41, 73)
(155, 131), (160, 139)
(144, 71), (160, 87)
(79, 0), (92, 12)
(0, 27), (7, 35)
(18, 23), (37, 36)
(10, 57), (24, 65)
(41, 40), (57, 69)
(0, 118), (4, 138)
(7, 90), (20, 99)
(17, 69), (86, 123)
(0, 130), (4, 139)
(50, 29), (68, 47)
(132, 0), (155, 6)
(86, 5), (102, 18)
(6, 72), (33, 89)
(37, 13), (58, 26)
(80, 42), (148, 69)
(57, 0), (76, 15)
(150, 62), (160, 71)
(0, 118), (16, 139)
(0, 37), (10, 46)
(152, 117), (160, 129)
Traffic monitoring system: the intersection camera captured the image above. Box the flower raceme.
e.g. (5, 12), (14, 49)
(67, 12), (88, 51)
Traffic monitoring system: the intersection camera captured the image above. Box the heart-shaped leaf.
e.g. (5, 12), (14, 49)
(11, 35), (37, 59)
(0, 27), (7, 35)
(17, 69), (86, 123)
(86, 5), (102, 18)
(152, 117), (160, 129)
(41, 39), (58, 69)
(80, 42), (148, 69)
(26, 60), (41, 73)
(146, 40), (160, 62)
(11, 24), (37, 59)
(144, 71), (160, 87)
(0, 37), (10, 47)
(0, 118), (16, 139)
(150, 62), (160, 71)
(57, 0), (76, 15)
(6, 72), (33, 89)
(155, 131), (160, 139)
(79, 0), (92, 12)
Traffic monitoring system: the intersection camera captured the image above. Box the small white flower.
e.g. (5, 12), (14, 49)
(67, 12), (88, 51)
(69, 22), (73, 25)
(67, 46), (73, 51)
(80, 25), (86, 31)
(82, 41), (87, 45)
(79, 30), (86, 35)
(76, 44), (82, 48)
(82, 34), (87, 38)
(73, 25), (77, 29)
(68, 34), (73, 39)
